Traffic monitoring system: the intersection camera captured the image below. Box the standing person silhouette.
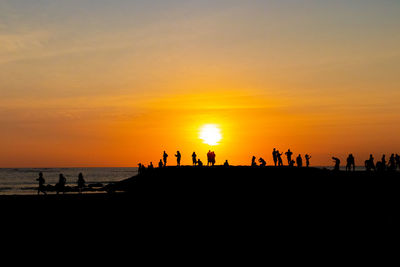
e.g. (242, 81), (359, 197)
(175, 151), (181, 166)
(192, 152), (197, 166)
(332, 157), (340, 171)
(381, 155), (386, 170)
(163, 151), (168, 167)
(272, 148), (278, 166)
(36, 172), (47, 195)
(305, 154), (311, 167)
(77, 173), (85, 194)
(365, 154), (375, 171)
(389, 154), (396, 170)
(251, 156), (257, 167)
(56, 174), (67, 194)
(277, 150), (283, 166)
(285, 149), (293, 165)
(211, 151), (216, 166)
(346, 154), (355, 172)
(158, 159), (163, 168)
(296, 154), (303, 167)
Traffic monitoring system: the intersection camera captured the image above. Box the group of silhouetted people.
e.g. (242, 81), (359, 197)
(36, 172), (86, 195)
(331, 153), (400, 172)
(269, 148), (311, 168)
(137, 149), (400, 175)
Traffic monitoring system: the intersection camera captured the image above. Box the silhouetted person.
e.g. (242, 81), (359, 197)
(175, 151), (181, 166)
(396, 154), (400, 170)
(272, 148), (278, 166)
(296, 154), (302, 167)
(365, 154), (375, 171)
(224, 160), (229, 167)
(305, 154), (311, 167)
(192, 152), (197, 166)
(36, 172), (47, 195)
(332, 157), (340, 171)
(77, 173), (85, 194)
(346, 154), (355, 172)
(285, 149), (293, 165)
(207, 150), (212, 166)
(277, 151), (283, 166)
(138, 163), (144, 174)
(148, 162), (154, 170)
(56, 174), (67, 194)
(163, 151), (168, 166)
(197, 159), (203, 167)
(211, 151), (216, 166)
(259, 157), (266, 167)
(289, 160), (295, 167)
(158, 159), (163, 168)
(388, 154), (396, 171)
(381, 154), (386, 170)
(251, 156), (257, 167)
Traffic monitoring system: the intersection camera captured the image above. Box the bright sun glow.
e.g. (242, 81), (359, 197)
(199, 124), (222, 146)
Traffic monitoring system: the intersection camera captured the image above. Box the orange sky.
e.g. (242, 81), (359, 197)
(1, 1), (400, 167)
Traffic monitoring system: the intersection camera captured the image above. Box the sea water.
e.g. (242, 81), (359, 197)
(0, 167), (138, 195)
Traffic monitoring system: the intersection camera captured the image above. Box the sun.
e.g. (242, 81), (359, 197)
(199, 124), (222, 146)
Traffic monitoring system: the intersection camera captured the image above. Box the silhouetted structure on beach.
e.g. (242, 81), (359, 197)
(296, 154), (303, 167)
(346, 154), (355, 172)
(175, 151), (181, 166)
(36, 172), (47, 195)
(77, 173), (85, 194)
(285, 149), (293, 165)
(259, 157), (266, 167)
(192, 152), (197, 166)
(332, 157), (340, 171)
(163, 151), (168, 166)
(56, 174), (67, 194)
(305, 154), (311, 167)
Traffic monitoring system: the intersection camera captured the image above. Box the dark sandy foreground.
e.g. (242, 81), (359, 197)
(1, 166), (400, 240)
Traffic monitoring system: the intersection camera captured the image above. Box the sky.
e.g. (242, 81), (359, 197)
(0, 0), (399, 167)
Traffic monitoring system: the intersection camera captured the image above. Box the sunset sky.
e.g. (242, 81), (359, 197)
(1, 0), (400, 167)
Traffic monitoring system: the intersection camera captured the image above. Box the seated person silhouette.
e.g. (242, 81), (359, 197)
(224, 160), (229, 167)
(148, 162), (154, 170)
(158, 159), (163, 168)
(197, 159), (203, 167)
(332, 157), (340, 171)
(258, 158), (266, 167)
(289, 160), (295, 167)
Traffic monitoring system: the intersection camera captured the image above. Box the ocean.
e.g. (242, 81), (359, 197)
(0, 167), (138, 195)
